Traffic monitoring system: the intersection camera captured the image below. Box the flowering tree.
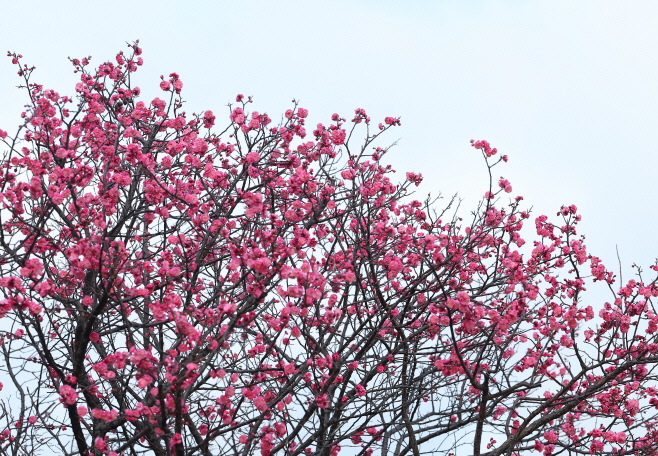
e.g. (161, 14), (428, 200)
(1, 42), (658, 456)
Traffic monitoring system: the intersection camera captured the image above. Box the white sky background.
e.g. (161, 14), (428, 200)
(1, 0), (658, 298)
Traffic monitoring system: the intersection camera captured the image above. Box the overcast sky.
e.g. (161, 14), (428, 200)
(2, 0), (657, 295)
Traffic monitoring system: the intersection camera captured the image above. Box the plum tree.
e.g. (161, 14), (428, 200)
(1, 42), (658, 456)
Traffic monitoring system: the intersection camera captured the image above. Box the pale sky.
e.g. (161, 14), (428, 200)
(2, 0), (658, 293)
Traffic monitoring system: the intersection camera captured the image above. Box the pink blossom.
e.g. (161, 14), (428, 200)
(316, 394), (329, 409)
(284, 363), (297, 376)
(91, 408), (118, 421)
(59, 385), (78, 405)
(253, 396), (268, 412)
(544, 430), (558, 443)
(203, 110), (215, 128)
(94, 437), (108, 452)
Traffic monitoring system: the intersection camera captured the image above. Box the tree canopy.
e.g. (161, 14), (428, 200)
(1, 42), (658, 456)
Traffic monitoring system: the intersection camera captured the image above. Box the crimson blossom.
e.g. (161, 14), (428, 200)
(1, 42), (658, 456)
